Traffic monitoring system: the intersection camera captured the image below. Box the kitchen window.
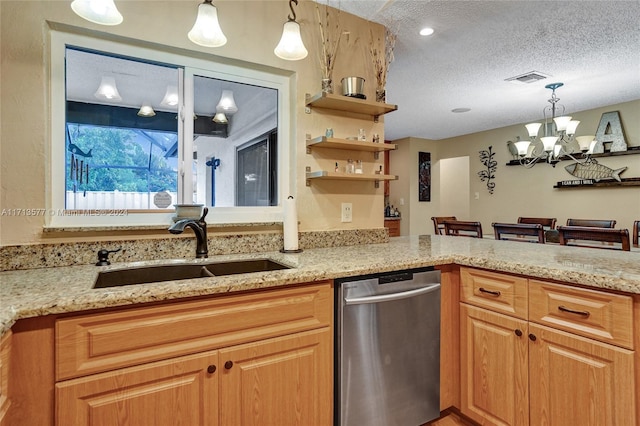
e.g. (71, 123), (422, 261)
(49, 30), (291, 228)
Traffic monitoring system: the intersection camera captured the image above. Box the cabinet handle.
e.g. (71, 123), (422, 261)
(224, 361), (234, 369)
(207, 365), (217, 374)
(528, 333), (537, 341)
(479, 287), (501, 297)
(514, 329), (523, 337)
(558, 305), (590, 317)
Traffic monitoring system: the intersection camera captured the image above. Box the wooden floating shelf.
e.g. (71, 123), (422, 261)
(506, 145), (640, 166)
(553, 177), (640, 189)
(306, 170), (397, 188)
(305, 92), (398, 121)
(306, 136), (396, 157)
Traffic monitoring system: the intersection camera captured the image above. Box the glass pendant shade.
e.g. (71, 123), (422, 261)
(213, 112), (228, 124)
(160, 85), (179, 107)
(188, 1), (227, 48)
(94, 76), (122, 101)
(575, 135), (596, 152)
(553, 116), (572, 132)
(541, 136), (559, 152)
(565, 120), (580, 135)
(137, 103), (156, 117)
(216, 90), (238, 114)
(514, 140), (531, 156)
(71, 0), (123, 25)
(525, 122), (542, 138)
(274, 21), (308, 61)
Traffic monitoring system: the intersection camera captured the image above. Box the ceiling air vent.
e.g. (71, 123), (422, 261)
(505, 71), (550, 84)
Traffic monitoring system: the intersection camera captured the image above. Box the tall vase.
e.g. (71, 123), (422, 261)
(376, 88), (386, 103)
(321, 78), (333, 94)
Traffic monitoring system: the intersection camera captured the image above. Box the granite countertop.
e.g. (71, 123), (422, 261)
(1, 235), (639, 335)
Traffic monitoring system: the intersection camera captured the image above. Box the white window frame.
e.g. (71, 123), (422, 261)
(48, 30), (293, 228)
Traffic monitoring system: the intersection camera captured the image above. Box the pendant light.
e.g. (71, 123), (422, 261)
(213, 112), (228, 124)
(70, 0), (123, 25)
(137, 103), (156, 117)
(274, 0), (308, 61)
(160, 85), (179, 107)
(94, 76), (122, 101)
(216, 90), (238, 114)
(188, 0), (227, 48)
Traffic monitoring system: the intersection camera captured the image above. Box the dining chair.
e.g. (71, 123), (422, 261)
(493, 222), (545, 244)
(633, 220), (639, 247)
(443, 220), (483, 238)
(431, 216), (457, 235)
(566, 218), (616, 228)
(557, 226), (630, 251)
(517, 217), (557, 230)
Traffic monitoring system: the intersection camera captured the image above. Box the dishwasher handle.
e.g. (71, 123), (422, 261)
(344, 283), (440, 305)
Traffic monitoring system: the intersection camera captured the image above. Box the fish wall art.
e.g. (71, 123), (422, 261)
(564, 158), (627, 182)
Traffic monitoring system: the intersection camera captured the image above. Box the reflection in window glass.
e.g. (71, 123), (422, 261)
(65, 48), (179, 210)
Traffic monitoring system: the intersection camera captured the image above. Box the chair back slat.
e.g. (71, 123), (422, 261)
(517, 217), (557, 230)
(566, 218), (616, 228)
(431, 216), (457, 235)
(443, 220), (483, 238)
(557, 226), (630, 251)
(493, 223), (545, 244)
(633, 220), (639, 247)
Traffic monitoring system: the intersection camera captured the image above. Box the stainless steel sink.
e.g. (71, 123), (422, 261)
(94, 259), (290, 288)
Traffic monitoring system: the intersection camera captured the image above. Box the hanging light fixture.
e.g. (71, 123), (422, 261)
(216, 90), (238, 114)
(188, 0), (227, 48)
(70, 0), (123, 25)
(212, 112), (228, 124)
(137, 102), (156, 117)
(94, 76), (122, 101)
(160, 85), (179, 107)
(274, 0), (308, 61)
(512, 82), (583, 168)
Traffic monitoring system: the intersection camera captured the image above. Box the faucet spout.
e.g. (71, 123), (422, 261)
(168, 207), (209, 258)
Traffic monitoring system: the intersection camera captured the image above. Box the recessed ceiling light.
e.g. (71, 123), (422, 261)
(451, 108), (471, 113)
(419, 27), (434, 36)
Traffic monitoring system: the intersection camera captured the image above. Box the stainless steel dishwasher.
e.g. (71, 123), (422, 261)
(335, 267), (441, 426)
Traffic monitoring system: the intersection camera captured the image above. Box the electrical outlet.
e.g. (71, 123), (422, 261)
(341, 203), (353, 223)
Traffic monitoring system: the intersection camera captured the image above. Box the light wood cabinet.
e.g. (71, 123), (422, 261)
(459, 266), (636, 425)
(460, 304), (528, 426)
(384, 219), (400, 237)
(55, 282), (333, 426)
(0, 331), (11, 426)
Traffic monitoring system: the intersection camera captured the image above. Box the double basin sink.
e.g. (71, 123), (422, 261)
(94, 259), (290, 288)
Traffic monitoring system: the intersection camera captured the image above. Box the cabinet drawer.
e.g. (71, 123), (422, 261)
(56, 281), (332, 380)
(460, 267), (528, 319)
(529, 280), (633, 349)
(384, 220), (400, 237)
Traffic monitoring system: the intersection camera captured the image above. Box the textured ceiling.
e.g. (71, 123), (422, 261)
(324, 0), (640, 140)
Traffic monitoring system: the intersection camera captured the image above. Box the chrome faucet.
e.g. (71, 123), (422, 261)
(168, 207), (209, 258)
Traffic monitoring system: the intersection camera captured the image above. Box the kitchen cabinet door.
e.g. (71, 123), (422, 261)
(219, 328), (332, 426)
(528, 323), (636, 426)
(56, 351), (218, 426)
(460, 304), (529, 426)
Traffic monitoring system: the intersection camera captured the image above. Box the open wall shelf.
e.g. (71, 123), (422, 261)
(553, 177), (640, 189)
(305, 92), (397, 122)
(506, 145), (640, 166)
(306, 136), (396, 159)
(305, 169), (397, 188)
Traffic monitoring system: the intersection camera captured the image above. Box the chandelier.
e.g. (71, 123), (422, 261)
(512, 82), (586, 168)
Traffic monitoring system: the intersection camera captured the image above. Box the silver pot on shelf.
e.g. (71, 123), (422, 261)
(341, 76), (365, 99)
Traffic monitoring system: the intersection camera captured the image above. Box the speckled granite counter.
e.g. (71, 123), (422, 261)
(1, 235), (639, 335)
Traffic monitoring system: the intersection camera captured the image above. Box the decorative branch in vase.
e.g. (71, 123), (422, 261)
(370, 28), (396, 102)
(315, 3), (342, 94)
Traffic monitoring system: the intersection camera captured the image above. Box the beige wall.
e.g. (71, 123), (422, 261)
(391, 100), (639, 235)
(0, 1), (387, 245)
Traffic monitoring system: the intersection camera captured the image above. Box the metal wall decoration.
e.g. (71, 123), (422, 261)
(418, 151), (431, 202)
(564, 158), (627, 182)
(595, 111), (628, 152)
(478, 146), (497, 194)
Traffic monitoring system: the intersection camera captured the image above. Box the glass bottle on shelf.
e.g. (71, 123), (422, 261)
(355, 160), (363, 174)
(346, 159), (355, 174)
